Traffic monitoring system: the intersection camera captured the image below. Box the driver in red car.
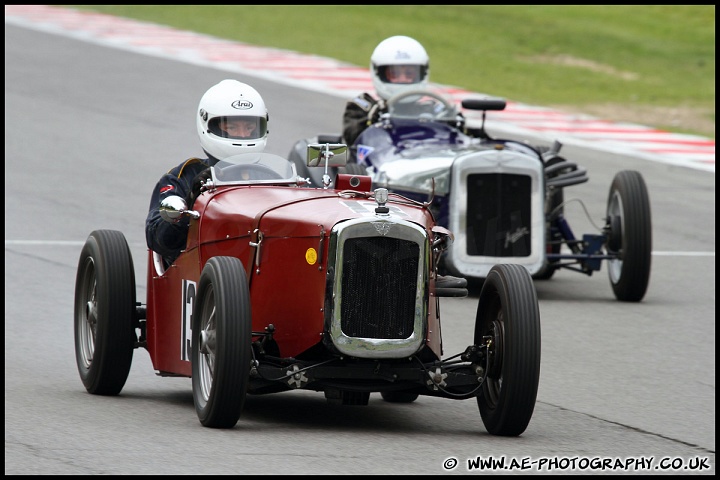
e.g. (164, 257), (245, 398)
(145, 79), (270, 264)
(341, 35), (430, 147)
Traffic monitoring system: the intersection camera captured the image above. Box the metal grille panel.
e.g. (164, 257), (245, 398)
(341, 237), (419, 339)
(466, 173), (532, 257)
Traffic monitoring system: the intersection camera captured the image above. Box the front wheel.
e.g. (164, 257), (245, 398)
(605, 170), (652, 302)
(192, 256), (252, 428)
(476, 264), (541, 436)
(74, 230), (136, 395)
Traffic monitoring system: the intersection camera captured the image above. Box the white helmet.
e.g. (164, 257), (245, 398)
(370, 35), (429, 100)
(197, 79), (269, 159)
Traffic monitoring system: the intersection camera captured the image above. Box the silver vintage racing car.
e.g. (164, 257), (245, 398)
(289, 89), (652, 302)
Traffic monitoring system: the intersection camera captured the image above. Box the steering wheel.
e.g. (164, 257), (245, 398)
(385, 89), (457, 120)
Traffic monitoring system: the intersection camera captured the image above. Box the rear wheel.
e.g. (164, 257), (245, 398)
(605, 170), (652, 302)
(192, 256), (252, 428)
(476, 264), (541, 436)
(74, 230), (136, 395)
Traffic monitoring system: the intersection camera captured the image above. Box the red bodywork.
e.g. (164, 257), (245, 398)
(145, 181), (441, 377)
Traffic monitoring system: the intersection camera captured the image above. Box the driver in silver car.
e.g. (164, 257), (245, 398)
(145, 79), (269, 265)
(341, 35), (430, 147)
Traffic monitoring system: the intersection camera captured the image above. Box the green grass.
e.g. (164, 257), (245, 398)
(66, 5), (715, 138)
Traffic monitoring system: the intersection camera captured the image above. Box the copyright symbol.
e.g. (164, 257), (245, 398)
(443, 457), (458, 470)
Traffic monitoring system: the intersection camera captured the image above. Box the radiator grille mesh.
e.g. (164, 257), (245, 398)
(466, 173), (532, 257)
(340, 237), (419, 339)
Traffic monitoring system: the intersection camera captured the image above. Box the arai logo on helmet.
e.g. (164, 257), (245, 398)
(231, 100), (253, 110)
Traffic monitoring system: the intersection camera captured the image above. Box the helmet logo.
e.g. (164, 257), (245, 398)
(199, 109), (208, 121)
(394, 50), (411, 60)
(231, 100), (253, 110)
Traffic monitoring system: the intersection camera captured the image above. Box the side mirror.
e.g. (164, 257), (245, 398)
(307, 143), (348, 167)
(159, 195), (199, 222)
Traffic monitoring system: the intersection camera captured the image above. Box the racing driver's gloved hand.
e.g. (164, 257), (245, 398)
(187, 168), (212, 208)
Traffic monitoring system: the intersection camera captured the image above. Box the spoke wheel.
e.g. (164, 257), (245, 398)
(192, 256), (252, 428)
(74, 230), (136, 395)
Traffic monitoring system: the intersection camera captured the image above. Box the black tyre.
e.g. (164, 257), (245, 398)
(476, 264), (541, 436)
(192, 256), (252, 428)
(380, 391), (419, 403)
(605, 170), (652, 302)
(74, 230), (136, 395)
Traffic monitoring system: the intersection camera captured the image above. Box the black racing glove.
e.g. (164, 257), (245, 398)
(187, 168), (212, 207)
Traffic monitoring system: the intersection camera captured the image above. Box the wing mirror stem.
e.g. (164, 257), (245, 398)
(321, 143), (333, 188)
(159, 195), (199, 223)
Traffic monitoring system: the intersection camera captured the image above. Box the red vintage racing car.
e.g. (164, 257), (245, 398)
(74, 145), (541, 435)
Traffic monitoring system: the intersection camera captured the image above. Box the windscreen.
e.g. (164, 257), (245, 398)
(211, 152), (296, 185)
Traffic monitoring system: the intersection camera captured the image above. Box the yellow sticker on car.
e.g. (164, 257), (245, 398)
(305, 248), (317, 265)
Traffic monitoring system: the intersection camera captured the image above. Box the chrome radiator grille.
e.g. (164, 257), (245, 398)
(325, 217), (429, 359)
